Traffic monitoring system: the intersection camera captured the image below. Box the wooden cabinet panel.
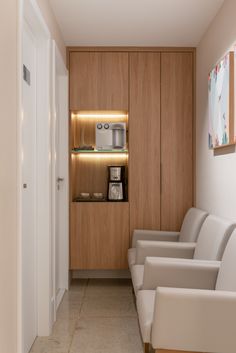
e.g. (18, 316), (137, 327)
(70, 202), (129, 269)
(161, 53), (193, 231)
(129, 53), (161, 236)
(69, 52), (128, 110)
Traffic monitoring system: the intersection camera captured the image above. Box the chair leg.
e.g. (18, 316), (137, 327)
(144, 342), (149, 353)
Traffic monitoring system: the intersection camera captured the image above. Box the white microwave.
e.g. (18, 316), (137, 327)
(95, 122), (126, 150)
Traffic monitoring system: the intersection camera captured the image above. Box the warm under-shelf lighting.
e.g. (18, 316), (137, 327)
(78, 114), (128, 118)
(72, 111), (128, 120)
(76, 153), (128, 160)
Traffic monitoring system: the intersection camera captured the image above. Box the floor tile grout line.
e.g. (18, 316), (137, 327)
(77, 315), (138, 319)
(68, 279), (137, 352)
(30, 279), (140, 353)
(81, 296), (134, 300)
(66, 279), (90, 353)
(84, 278), (90, 297)
(77, 278), (90, 317)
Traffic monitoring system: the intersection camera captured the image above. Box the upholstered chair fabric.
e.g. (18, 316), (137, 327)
(131, 215), (235, 295)
(178, 207), (209, 242)
(193, 215), (235, 260)
(132, 230), (180, 248)
(128, 207), (208, 269)
(137, 230), (236, 353)
(216, 229), (236, 291)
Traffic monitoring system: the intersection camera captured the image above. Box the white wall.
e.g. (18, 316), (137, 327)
(0, 0), (65, 351)
(196, 0), (236, 220)
(0, 0), (18, 352)
(36, 0), (66, 63)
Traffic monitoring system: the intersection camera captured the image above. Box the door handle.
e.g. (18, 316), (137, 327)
(57, 177), (64, 182)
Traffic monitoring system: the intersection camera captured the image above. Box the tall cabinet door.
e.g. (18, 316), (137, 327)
(161, 53), (193, 231)
(69, 52), (128, 110)
(129, 53), (161, 236)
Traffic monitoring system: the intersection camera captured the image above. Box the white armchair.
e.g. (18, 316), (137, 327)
(131, 215), (235, 295)
(137, 229), (236, 353)
(128, 207), (208, 269)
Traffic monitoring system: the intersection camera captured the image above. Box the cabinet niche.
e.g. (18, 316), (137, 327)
(70, 111), (129, 202)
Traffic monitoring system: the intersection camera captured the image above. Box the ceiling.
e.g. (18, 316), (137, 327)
(49, 0), (225, 47)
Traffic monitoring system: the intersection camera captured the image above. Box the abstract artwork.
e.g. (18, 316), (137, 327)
(208, 52), (234, 149)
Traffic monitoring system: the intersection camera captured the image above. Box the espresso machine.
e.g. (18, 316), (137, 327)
(107, 166), (126, 201)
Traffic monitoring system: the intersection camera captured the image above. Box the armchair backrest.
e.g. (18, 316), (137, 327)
(216, 229), (236, 291)
(179, 208), (208, 242)
(193, 215), (235, 261)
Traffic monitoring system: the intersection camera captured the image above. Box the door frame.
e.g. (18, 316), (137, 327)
(51, 40), (69, 322)
(21, 19), (38, 353)
(19, 0), (52, 350)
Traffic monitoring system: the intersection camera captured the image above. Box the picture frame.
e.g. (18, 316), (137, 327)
(208, 51), (234, 149)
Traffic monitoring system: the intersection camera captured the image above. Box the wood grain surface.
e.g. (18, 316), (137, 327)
(129, 52), (161, 237)
(161, 52), (193, 231)
(70, 202), (130, 269)
(69, 52), (128, 110)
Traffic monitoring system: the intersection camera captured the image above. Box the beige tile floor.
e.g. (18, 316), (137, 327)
(30, 279), (145, 353)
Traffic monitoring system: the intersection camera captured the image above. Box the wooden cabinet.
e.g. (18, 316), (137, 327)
(129, 51), (193, 234)
(70, 202), (129, 269)
(129, 53), (161, 235)
(69, 52), (129, 110)
(68, 48), (195, 270)
(161, 53), (193, 231)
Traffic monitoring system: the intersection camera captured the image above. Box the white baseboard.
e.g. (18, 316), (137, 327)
(50, 296), (55, 327)
(56, 288), (66, 310)
(72, 270), (131, 279)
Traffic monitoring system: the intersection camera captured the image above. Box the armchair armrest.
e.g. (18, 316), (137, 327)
(136, 240), (196, 264)
(152, 287), (236, 352)
(132, 229), (180, 247)
(142, 257), (220, 290)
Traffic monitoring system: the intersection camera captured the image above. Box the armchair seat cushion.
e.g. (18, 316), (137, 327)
(131, 265), (144, 295)
(128, 248), (136, 269)
(136, 290), (155, 343)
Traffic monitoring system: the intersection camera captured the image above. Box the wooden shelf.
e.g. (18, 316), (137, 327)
(71, 149), (128, 154)
(72, 200), (129, 203)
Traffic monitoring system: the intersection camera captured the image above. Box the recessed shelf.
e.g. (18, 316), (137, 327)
(70, 109), (129, 202)
(73, 199), (107, 202)
(72, 200), (129, 203)
(71, 149), (128, 154)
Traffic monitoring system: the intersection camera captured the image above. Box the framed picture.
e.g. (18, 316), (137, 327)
(208, 51), (234, 149)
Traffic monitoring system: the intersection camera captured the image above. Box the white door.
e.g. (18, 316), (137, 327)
(22, 23), (37, 353)
(55, 75), (64, 306)
(53, 44), (69, 312)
